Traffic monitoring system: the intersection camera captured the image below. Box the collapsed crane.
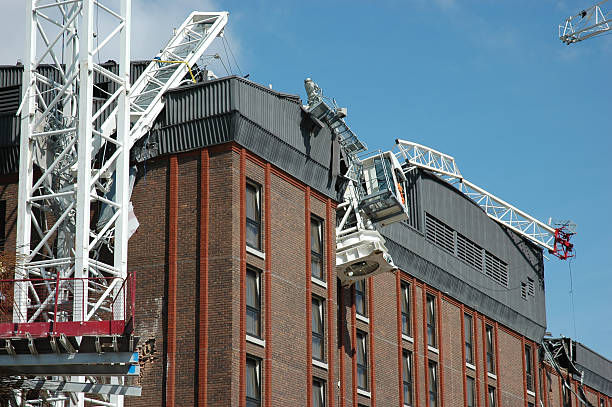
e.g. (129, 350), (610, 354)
(303, 80), (575, 286)
(3, 1), (228, 405)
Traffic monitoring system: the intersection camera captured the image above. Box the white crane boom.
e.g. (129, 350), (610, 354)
(559, 0), (612, 44)
(396, 140), (575, 260)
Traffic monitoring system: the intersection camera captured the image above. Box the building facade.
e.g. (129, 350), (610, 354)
(0, 65), (610, 406)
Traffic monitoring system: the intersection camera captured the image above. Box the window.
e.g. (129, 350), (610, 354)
(528, 403), (534, 407)
(313, 378), (326, 407)
(467, 376), (476, 407)
(403, 350), (413, 406)
(486, 324), (495, 374)
(246, 267), (262, 338)
(426, 294), (437, 348)
(246, 356), (261, 407)
(525, 344), (534, 392)
(465, 313), (473, 365)
(312, 296), (325, 362)
(488, 386), (497, 407)
(0, 200), (5, 251)
(355, 279), (366, 317)
(401, 282), (411, 337)
(429, 361), (438, 407)
(356, 330), (368, 390)
(600, 399), (605, 407)
(246, 182), (262, 251)
(311, 216), (324, 281)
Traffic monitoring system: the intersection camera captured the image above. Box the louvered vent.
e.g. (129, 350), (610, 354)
(457, 233), (483, 271)
(425, 213), (454, 254)
(527, 278), (535, 296)
(485, 251), (509, 287)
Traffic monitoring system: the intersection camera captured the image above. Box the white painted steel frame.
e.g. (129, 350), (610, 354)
(396, 140), (558, 252)
(17, 1), (132, 406)
(559, 0), (611, 44)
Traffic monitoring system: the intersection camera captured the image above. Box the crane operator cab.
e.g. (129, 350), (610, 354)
(336, 151), (409, 285)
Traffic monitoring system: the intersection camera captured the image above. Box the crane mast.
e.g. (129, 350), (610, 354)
(7, 2), (228, 405)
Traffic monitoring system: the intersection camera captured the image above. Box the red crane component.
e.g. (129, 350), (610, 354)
(551, 226), (575, 260)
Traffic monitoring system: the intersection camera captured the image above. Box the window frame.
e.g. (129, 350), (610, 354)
(429, 360), (438, 407)
(525, 343), (534, 392)
(403, 349), (413, 406)
(426, 294), (437, 349)
(311, 215), (324, 282)
(246, 266), (262, 339)
(246, 356), (261, 407)
(486, 324), (496, 375)
(356, 330), (369, 391)
(312, 295), (325, 362)
(246, 181), (262, 251)
(465, 313), (474, 365)
(467, 376), (476, 407)
(401, 281), (411, 337)
(355, 279), (367, 318)
(488, 386), (497, 407)
(313, 377), (326, 407)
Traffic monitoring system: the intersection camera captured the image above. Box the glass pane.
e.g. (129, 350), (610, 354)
(247, 309), (260, 337)
(357, 334), (366, 365)
(311, 220), (322, 253)
(246, 359), (259, 399)
(312, 299), (323, 334)
(356, 293), (365, 316)
(313, 336), (324, 361)
(247, 271), (258, 308)
(312, 256), (323, 280)
(402, 314), (410, 336)
(247, 221), (261, 250)
(358, 366), (367, 389)
(313, 381), (324, 407)
(246, 184), (259, 220)
(467, 377), (475, 407)
(489, 387), (497, 407)
(401, 285), (409, 314)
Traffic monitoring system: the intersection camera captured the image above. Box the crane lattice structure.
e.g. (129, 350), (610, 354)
(559, 0), (611, 44)
(5, 1), (228, 405)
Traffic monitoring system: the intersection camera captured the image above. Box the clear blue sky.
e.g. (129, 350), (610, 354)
(2, 1), (610, 358)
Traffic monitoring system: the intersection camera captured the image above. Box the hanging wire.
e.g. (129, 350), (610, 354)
(220, 36), (234, 74)
(567, 254), (578, 339)
(223, 34), (243, 76)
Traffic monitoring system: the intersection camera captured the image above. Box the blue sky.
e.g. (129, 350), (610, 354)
(2, 1), (610, 358)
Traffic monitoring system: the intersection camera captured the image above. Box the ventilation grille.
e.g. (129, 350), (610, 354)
(425, 213), (454, 254)
(527, 278), (535, 296)
(485, 251), (509, 287)
(457, 233), (483, 272)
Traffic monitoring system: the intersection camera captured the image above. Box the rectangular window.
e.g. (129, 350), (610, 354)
(465, 313), (473, 365)
(600, 399), (605, 407)
(356, 330), (368, 391)
(355, 279), (366, 317)
(0, 200), (5, 251)
(429, 360), (438, 407)
(426, 294), (437, 348)
(528, 403), (534, 407)
(488, 386), (497, 407)
(312, 296), (325, 362)
(525, 344), (534, 392)
(403, 350), (413, 406)
(311, 216), (324, 281)
(313, 378), (326, 407)
(246, 182), (262, 251)
(246, 267), (262, 338)
(467, 376), (476, 407)
(401, 281), (411, 337)
(246, 356), (261, 407)
(486, 324), (495, 374)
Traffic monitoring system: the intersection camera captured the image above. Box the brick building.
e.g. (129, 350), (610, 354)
(0, 64), (610, 406)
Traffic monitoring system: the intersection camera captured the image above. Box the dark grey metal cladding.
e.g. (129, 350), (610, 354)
(143, 76), (338, 198)
(381, 170), (547, 342)
(574, 342), (612, 395)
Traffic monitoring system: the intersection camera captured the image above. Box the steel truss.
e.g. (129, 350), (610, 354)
(396, 140), (574, 259)
(559, 0), (611, 44)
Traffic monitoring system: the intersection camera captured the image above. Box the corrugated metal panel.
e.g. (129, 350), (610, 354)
(0, 114), (19, 146)
(0, 146), (18, 175)
(0, 86), (20, 114)
(0, 66), (23, 88)
(575, 342), (612, 395)
(163, 79), (232, 123)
